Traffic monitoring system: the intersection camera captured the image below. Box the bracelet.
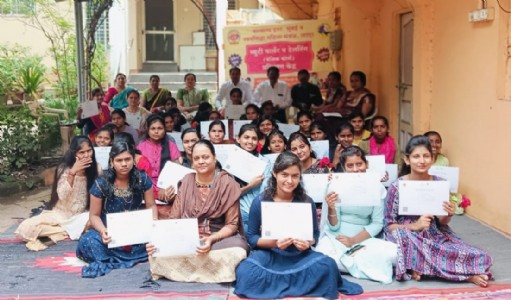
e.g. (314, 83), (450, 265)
(328, 214), (337, 217)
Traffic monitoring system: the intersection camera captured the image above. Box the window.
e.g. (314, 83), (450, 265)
(0, 0), (34, 15)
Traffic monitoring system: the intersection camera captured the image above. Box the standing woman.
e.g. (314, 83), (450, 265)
(104, 73), (135, 110)
(148, 140), (248, 283)
(384, 136), (493, 287)
(123, 90), (150, 137)
(137, 114), (182, 215)
(288, 132), (329, 174)
(181, 128), (200, 168)
(176, 73), (209, 120)
(76, 88), (111, 141)
(140, 75), (171, 111)
(208, 120), (226, 144)
(316, 146), (397, 284)
(76, 141), (156, 278)
(234, 152), (362, 299)
(110, 109), (139, 145)
(16, 136), (99, 251)
(358, 116), (399, 164)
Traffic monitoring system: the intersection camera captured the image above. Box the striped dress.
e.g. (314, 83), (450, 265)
(383, 176), (493, 281)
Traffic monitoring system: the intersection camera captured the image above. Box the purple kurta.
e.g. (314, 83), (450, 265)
(383, 176), (493, 281)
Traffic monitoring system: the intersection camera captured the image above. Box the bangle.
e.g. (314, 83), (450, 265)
(328, 214), (337, 217)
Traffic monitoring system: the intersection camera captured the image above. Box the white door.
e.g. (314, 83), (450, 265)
(144, 0), (175, 62)
(398, 12), (414, 152)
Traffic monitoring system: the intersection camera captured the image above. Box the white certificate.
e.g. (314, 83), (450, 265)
(366, 155), (386, 179)
(302, 174), (329, 203)
(214, 144), (237, 167)
(151, 218), (200, 257)
(94, 146), (111, 170)
(157, 161), (195, 189)
(398, 180), (450, 216)
(383, 164), (398, 187)
(106, 209), (153, 248)
(80, 100), (99, 119)
(233, 120), (251, 138)
(428, 166), (460, 193)
(261, 202), (313, 240)
(263, 153), (279, 170)
(322, 112), (342, 118)
(223, 147), (267, 183)
(310, 140), (329, 159)
(167, 132), (183, 152)
(277, 123), (299, 138)
(200, 120), (229, 140)
(328, 172), (382, 206)
(224, 105), (245, 120)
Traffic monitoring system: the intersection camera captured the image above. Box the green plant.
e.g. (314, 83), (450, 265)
(43, 96), (79, 120)
(14, 65), (46, 99)
(0, 44), (42, 96)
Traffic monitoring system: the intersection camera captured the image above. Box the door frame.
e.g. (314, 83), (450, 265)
(398, 12), (414, 152)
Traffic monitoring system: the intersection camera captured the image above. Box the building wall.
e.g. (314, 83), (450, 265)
(318, 0), (511, 235)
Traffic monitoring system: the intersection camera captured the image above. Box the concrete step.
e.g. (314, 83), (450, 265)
(142, 62), (179, 72)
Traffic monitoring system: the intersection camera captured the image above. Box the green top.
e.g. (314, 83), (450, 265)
(176, 88), (209, 107)
(434, 153), (450, 166)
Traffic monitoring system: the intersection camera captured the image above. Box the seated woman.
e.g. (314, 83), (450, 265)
(208, 120), (226, 144)
(137, 115), (182, 216)
(358, 116), (399, 163)
(94, 125), (114, 147)
(234, 152), (362, 299)
(424, 131), (449, 166)
(331, 122), (355, 171)
(104, 73), (135, 110)
(180, 128), (200, 168)
(240, 103), (260, 121)
(147, 140), (248, 283)
(76, 88), (111, 141)
(176, 73), (209, 120)
(296, 110), (313, 138)
(350, 112), (371, 146)
(315, 71), (346, 114)
(255, 114), (279, 153)
(316, 146), (397, 284)
(384, 135), (493, 287)
(122, 90), (150, 138)
(76, 141), (156, 278)
(260, 129), (287, 155)
(288, 132), (329, 174)
(140, 75), (171, 111)
(114, 132), (153, 187)
(16, 136), (99, 251)
(110, 109), (139, 145)
(339, 71), (374, 118)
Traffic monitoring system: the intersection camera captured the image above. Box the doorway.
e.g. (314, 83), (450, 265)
(144, 0), (175, 62)
(398, 12), (414, 152)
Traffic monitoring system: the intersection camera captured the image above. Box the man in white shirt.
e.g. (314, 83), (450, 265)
(215, 67), (254, 110)
(253, 66), (291, 123)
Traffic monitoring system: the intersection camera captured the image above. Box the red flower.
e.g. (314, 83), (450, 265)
(460, 195), (471, 209)
(319, 157), (331, 168)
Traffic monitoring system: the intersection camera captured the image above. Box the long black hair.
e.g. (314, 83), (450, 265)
(287, 132), (317, 159)
(263, 152), (307, 202)
(48, 136), (98, 210)
(237, 123), (260, 156)
(340, 145), (367, 172)
(114, 132), (141, 155)
(144, 114), (170, 172)
(102, 141), (147, 206)
(399, 135), (433, 177)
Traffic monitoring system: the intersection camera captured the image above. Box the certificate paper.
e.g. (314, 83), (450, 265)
(428, 166), (460, 193)
(106, 209), (153, 248)
(200, 120), (229, 140)
(151, 218), (200, 257)
(225, 105), (245, 120)
(223, 147), (267, 183)
(157, 161), (195, 189)
(366, 155), (386, 179)
(398, 180), (450, 216)
(310, 140), (329, 159)
(263, 153), (279, 170)
(322, 112), (342, 118)
(383, 164), (398, 187)
(80, 100), (99, 119)
(214, 144), (237, 167)
(277, 123), (299, 138)
(94, 146), (111, 170)
(328, 172), (382, 206)
(167, 132), (183, 151)
(233, 120), (251, 138)
(302, 174), (329, 203)
(261, 202), (313, 240)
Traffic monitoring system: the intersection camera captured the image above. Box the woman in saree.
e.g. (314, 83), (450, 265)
(104, 73), (135, 110)
(140, 75), (171, 111)
(147, 140), (248, 283)
(76, 88), (111, 141)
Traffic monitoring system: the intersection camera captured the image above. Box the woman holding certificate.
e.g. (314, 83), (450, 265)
(147, 140), (248, 283)
(384, 135), (493, 287)
(288, 132), (329, 174)
(316, 146), (397, 284)
(76, 141), (156, 278)
(234, 152), (362, 299)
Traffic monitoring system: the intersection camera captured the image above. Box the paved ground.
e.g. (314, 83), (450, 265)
(0, 187), (50, 233)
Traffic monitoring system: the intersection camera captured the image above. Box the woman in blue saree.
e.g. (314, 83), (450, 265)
(105, 73), (135, 109)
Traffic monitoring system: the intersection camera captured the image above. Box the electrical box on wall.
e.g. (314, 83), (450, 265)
(468, 8), (495, 22)
(330, 30), (342, 51)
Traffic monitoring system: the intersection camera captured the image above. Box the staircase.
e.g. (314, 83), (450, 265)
(128, 72), (218, 96)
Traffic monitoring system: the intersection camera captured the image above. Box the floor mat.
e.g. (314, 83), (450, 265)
(0, 239), (230, 299)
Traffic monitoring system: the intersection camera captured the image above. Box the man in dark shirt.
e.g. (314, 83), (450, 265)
(291, 69), (323, 112)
